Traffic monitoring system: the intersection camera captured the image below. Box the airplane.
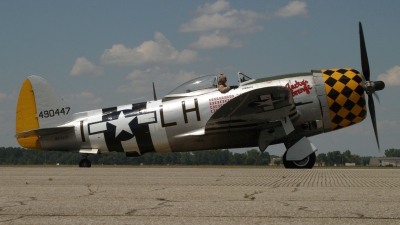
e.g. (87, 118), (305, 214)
(15, 22), (385, 168)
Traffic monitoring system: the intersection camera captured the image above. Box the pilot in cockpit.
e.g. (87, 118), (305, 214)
(218, 74), (231, 93)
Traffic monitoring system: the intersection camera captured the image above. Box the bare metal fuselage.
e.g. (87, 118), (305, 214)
(37, 69), (366, 156)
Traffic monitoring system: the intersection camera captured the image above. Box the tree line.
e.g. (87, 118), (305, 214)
(315, 149), (400, 166)
(316, 150), (370, 166)
(383, 148), (400, 157)
(0, 147), (275, 166)
(0, 147), (398, 166)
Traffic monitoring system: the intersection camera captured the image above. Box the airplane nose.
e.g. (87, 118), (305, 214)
(321, 68), (367, 130)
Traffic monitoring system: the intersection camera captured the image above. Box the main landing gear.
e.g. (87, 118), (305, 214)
(79, 155), (91, 168)
(282, 151), (316, 169)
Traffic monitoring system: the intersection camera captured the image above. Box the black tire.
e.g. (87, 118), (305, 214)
(283, 151), (316, 169)
(79, 159), (92, 168)
(282, 151), (293, 168)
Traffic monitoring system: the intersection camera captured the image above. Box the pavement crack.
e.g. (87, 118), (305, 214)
(0, 197), (38, 215)
(125, 209), (137, 215)
(354, 213), (365, 218)
(277, 200), (290, 207)
(15, 197), (38, 206)
(125, 198), (179, 216)
(152, 187), (166, 192)
(152, 198), (178, 209)
(244, 191), (263, 201)
(298, 206), (310, 211)
(0, 216), (24, 223)
(86, 184), (99, 196)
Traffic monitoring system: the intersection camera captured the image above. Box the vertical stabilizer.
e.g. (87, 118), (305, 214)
(16, 78), (41, 149)
(16, 76), (72, 149)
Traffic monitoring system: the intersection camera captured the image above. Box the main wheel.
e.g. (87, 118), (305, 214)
(282, 151), (293, 168)
(79, 159), (92, 168)
(283, 152), (316, 169)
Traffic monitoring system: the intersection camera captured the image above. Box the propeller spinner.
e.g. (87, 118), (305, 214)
(359, 22), (385, 152)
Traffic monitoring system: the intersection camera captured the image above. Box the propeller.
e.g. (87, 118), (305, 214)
(358, 22), (385, 152)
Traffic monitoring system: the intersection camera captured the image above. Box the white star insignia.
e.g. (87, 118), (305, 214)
(107, 111), (135, 138)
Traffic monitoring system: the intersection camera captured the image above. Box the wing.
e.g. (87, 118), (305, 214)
(205, 86), (317, 160)
(205, 86), (294, 133)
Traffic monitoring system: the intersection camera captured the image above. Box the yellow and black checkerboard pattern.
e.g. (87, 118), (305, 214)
(321, 68), (366, 130)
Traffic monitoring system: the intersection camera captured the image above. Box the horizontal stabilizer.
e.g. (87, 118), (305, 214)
(15, 126), (74, 139)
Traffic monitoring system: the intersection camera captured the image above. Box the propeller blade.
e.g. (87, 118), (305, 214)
(152, 82), (157, 101)
(359, 22), (370, 81)
(373, 92), (380, 104)
(368, 95), (380, 152)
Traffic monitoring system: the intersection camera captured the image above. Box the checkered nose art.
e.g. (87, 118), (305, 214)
(321, 68), (367, 130)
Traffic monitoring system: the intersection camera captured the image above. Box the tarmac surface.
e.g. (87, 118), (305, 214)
(1, 167), (400, 224)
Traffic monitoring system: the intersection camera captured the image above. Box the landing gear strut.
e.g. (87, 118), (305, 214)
(79, 156), (91, 168)
(283, 151), (316, 169)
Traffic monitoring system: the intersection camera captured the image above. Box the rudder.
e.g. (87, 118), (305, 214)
(16, 75), (72, 149)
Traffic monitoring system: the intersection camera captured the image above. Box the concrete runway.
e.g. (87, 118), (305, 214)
(1, 167), (400, 224)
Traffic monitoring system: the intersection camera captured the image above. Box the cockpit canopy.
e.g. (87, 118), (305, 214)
(165, 75), (218, 97)
(164, 72), (255, 98)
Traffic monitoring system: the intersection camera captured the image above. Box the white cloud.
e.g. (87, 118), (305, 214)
(189, 30), (244, 49)
(0, 93), (8, 101)
(67, 92), (103, 106)
(377, 66), (400, 86)
(181, 1), (309, 34)
(116, 68), (159, 94)
(100, 32), (199, 66)
(274, 1), (309, 18)
(117, 67), (198, 96)
(70, 57), (105, 77)
(377, 120), (399, 130)
(0, 93), (13, 101)
(195, 0), (231, 14)
(179, 8), (265, 33)
(180, 0), (308, 50)
(192, 33), (230, 49)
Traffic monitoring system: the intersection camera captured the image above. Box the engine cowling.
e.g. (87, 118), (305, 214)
(314, 68), (367, 132)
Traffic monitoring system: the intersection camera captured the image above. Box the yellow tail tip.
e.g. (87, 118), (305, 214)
(17, 136), (42, 150)
(16, 78), (42, 149)
(16, 78), (39, 134)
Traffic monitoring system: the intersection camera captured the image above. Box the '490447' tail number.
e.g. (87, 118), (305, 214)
(38, 107), (70, 118)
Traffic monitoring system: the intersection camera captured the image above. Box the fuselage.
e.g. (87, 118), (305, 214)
(38, 68), (366, 156)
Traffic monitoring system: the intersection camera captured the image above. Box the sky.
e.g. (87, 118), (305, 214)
(1, 0), (399, 157)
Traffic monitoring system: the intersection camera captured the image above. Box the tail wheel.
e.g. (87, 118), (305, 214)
(79, 159), (91, 168)
(283, 152), (316, 169)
